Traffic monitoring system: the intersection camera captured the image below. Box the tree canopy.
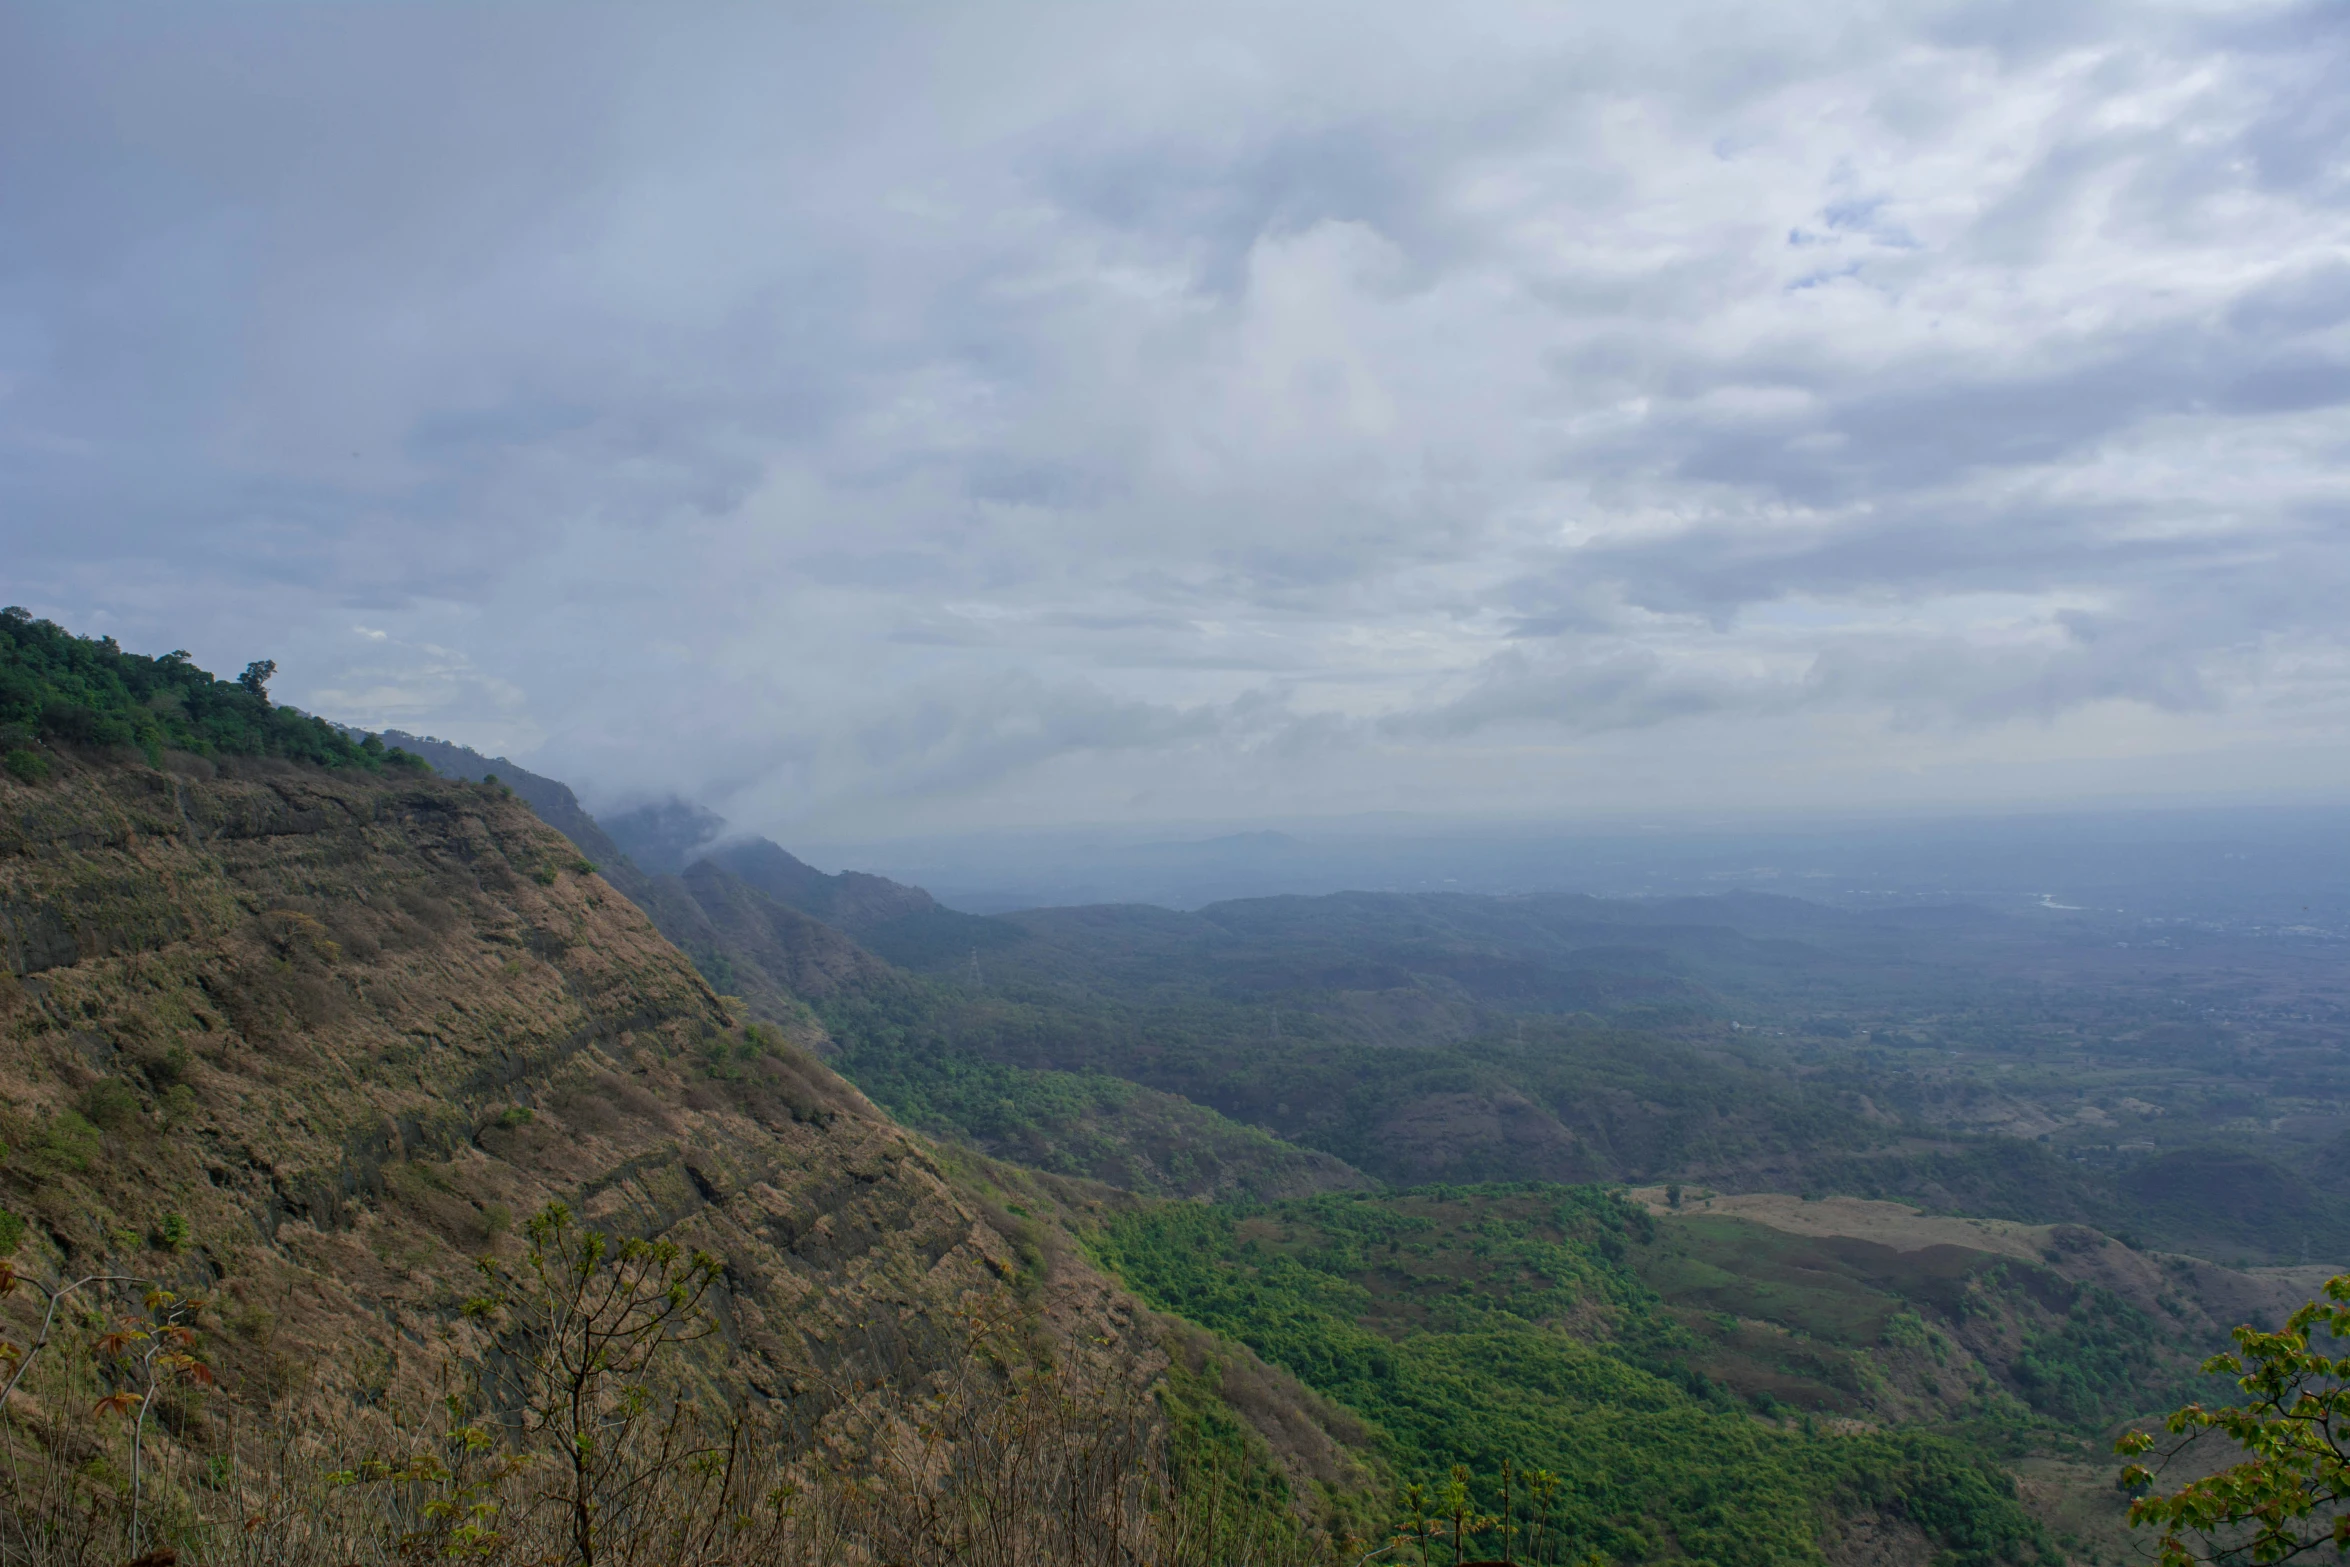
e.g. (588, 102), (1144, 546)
(2121, 1273), (2350, 1566)
(0, 608), (424, 773)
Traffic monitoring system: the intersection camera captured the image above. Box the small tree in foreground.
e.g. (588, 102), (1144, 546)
(93, 1288), (216, 1556)
(2119, 1272), (2350, 1566)
(464, 1202), (724, 1567)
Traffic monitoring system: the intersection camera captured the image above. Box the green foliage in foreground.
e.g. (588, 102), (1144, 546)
(0, 608), (425, 772)
(1094, 1184), (2053, 1567)
(2119, 1272), (2350, 1567)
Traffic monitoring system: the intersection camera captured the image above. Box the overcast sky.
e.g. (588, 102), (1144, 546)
(4, 1), (2347, 840)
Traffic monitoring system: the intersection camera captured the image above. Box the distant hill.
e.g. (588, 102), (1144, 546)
(706, 836), (937, 933)
(598, 797), (729, 874)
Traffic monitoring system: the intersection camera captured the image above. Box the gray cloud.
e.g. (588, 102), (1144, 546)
(4, 0), (2348, 835)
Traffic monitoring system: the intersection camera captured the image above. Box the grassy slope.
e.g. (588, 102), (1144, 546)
(0, 745), (1355, 1559)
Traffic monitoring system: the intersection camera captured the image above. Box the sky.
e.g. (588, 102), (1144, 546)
(3, 1), (2348, 842)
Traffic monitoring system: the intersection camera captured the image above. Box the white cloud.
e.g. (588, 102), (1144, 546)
(2, 0), (2345, 833)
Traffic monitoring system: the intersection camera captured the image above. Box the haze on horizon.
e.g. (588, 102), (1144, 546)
(4, 1), (2347, 842)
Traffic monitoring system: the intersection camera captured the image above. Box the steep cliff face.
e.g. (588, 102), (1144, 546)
(375, 729), (630, 869)
(0, 751), (1142, 1431)
(368, 732), (901, 1042)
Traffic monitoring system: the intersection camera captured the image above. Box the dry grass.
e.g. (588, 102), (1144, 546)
(1, 1296), (1320, 1567)
(1625, 1186), (2055, 1260)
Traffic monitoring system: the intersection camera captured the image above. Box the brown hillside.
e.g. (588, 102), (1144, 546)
(0, 749), (1358, 1519)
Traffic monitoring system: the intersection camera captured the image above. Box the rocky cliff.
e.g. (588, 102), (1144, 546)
(370, 731), (909, 1041)
(0, 750), (1236, 1463)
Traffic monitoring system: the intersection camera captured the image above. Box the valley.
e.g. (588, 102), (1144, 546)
(344, 723), (2350, 1563)
(1, 614), (2342, 1565)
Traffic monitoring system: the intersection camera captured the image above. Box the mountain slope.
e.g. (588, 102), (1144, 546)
(705, 835), (937, 934)
(671, 857), (895, 1009)
(366, 735), (1369, 1201)
(0, 752), (995, 1407)
(0, 742), (1379, 1562)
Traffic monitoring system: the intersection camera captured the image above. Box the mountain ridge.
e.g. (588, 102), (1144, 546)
(0, 738), (1375, 1561)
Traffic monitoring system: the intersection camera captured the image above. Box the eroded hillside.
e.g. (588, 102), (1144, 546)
(0, 748), (1364, 1545)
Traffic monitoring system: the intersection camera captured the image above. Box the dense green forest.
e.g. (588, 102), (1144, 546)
(816, 961), (2350, 1260)
(0, 608), (423, 774)
(814, 892), (2350, 1262)
(1089, 1185), (2053, 1567)
(818, 964), (1890, 1181)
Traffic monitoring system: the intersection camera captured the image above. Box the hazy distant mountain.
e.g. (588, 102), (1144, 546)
(600, 798), (729, 874)
(707, 836), (936, 934)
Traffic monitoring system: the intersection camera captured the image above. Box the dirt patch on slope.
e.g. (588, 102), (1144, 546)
(1629, 1187), (2051, 1260)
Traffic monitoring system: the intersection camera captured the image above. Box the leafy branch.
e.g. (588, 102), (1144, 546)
(0, 1261), (148, 1410)
(463, 1201), (724, 1567)
(2120, 1272), (2350, 1566)
(89, 1288), (215, 1556)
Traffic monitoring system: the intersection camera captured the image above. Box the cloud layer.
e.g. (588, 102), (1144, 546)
(4, 0), (2346, 835)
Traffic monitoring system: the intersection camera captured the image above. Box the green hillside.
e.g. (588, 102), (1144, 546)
(0, 609), (425, 774)
(1091, 1184), (2053, 1567)
(818, 894), (2350, 1263)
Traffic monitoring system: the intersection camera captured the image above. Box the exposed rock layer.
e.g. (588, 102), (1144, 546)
(0, 753), (1144, 1433)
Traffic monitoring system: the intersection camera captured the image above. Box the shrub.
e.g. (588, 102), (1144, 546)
(77, 1077), (142, 1130)
(29, 1110), (101, 1172)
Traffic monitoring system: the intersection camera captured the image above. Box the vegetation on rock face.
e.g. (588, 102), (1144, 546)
(0, 608), (424, 771)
